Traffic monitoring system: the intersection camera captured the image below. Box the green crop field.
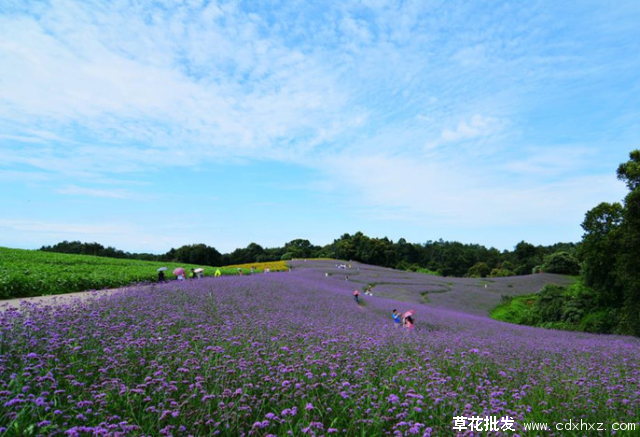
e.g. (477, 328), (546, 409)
(0, 247), (286, 299)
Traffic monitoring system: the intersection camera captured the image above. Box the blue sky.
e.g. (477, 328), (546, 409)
(1, 0), (639, 255)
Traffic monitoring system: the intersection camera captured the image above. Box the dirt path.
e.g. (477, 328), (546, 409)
(0, 287), (127, 310)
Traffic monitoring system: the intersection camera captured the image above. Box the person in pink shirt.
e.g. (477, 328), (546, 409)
(403, 315), (415, 329)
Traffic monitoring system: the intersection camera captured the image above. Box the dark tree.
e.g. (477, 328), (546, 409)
(615, 150), (640, 335)
(171, 244), (222, 266)
(578, 202), (624, 306)
(542, 251), (580, 275)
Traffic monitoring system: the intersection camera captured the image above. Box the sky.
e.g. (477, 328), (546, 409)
(1, 0), (639, 255)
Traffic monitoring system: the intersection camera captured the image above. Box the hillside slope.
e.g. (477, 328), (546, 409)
(289, 259), (574, 316)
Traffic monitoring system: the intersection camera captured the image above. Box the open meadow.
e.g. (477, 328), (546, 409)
(1, 259), (638, 436)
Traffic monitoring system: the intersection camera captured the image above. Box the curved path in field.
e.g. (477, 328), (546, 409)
(288, 259), (575, 316)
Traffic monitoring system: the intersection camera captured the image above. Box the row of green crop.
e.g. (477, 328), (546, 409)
(0, 247), (271, 299)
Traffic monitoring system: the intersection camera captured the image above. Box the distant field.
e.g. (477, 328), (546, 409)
(0, 247), (288, 299)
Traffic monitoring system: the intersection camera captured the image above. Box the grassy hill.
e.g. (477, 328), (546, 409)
(299, 259), (574, 315)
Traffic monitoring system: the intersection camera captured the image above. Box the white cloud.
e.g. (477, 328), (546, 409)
(429, 114), (506, 149)
(0, 1), (358, 176)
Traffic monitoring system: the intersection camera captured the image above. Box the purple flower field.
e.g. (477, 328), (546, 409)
(1, 260), (639, 436)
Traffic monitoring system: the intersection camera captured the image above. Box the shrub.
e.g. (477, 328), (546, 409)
(542, 251), (580, 275)
(467, 262), (491, 278)
(533, 284), (567, 323)
(579, 310), (616, 333)
(488, 268), (514, 277)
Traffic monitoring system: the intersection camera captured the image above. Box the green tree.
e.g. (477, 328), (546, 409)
(578, 202), (623, 306)
(489, 260), (515, 277)
(467, 262), (491, 278)
(543, 251), (580, 275)
(332, 233), (358, 261)
(173, 244), (222, 266)
(615, 150), (640, 335)
(224, 243), (265, 265)
(283, 239), (319, 259)
(395, 238), (421, 265)
(513, 241), (543, 275)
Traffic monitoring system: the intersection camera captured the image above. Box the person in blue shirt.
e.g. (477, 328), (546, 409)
(392, 309), (401, 327)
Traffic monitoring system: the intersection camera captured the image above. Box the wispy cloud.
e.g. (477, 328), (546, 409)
(426, 114), (506, 151)
(1, 1), (639, 251)
(318, 149), (627, 231)
(502, 146), (596, 177)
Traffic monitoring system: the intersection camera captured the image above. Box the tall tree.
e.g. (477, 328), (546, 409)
(616, 150), (640, 335)
(512, 241), (543, 275)
(578, 201), (624, 306)
(284, 239), (318, 259)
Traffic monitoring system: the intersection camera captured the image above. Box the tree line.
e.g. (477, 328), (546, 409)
(40, 236), (579, 279)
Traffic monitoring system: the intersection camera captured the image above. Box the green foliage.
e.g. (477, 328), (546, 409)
(615, 154), (640, 336)
(170, 243), (222, 266)
(41, 233), (578, 282)
(542, 251), (580, 275)
(490, 279), (612, 333)
(466, 262), (491, 278)
(492, 149), (640, 336)
(578, 310), (617, 333)
(415, 268), (440, 276)
(490, 293), (536, 324)
(40, 240), (134, 258)
(570, 149), (640, 336)
(578, 201), (624, 306)
(488, 264), (515, 277)
(512, 241), (544, 275)
(327, 234), (570, 278)
(0, 247), (240, 299)
(283, 239), (317, 259)
(531, 285), (566, 323)
(488, 261), (516, 277)
(616, 149), (640, 190)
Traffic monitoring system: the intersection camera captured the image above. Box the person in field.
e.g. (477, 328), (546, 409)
(403, 315), (415, 330)
(353, 289), (360, 304)
(158, 270), (166, 282)
(392, 309), (401, 327)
